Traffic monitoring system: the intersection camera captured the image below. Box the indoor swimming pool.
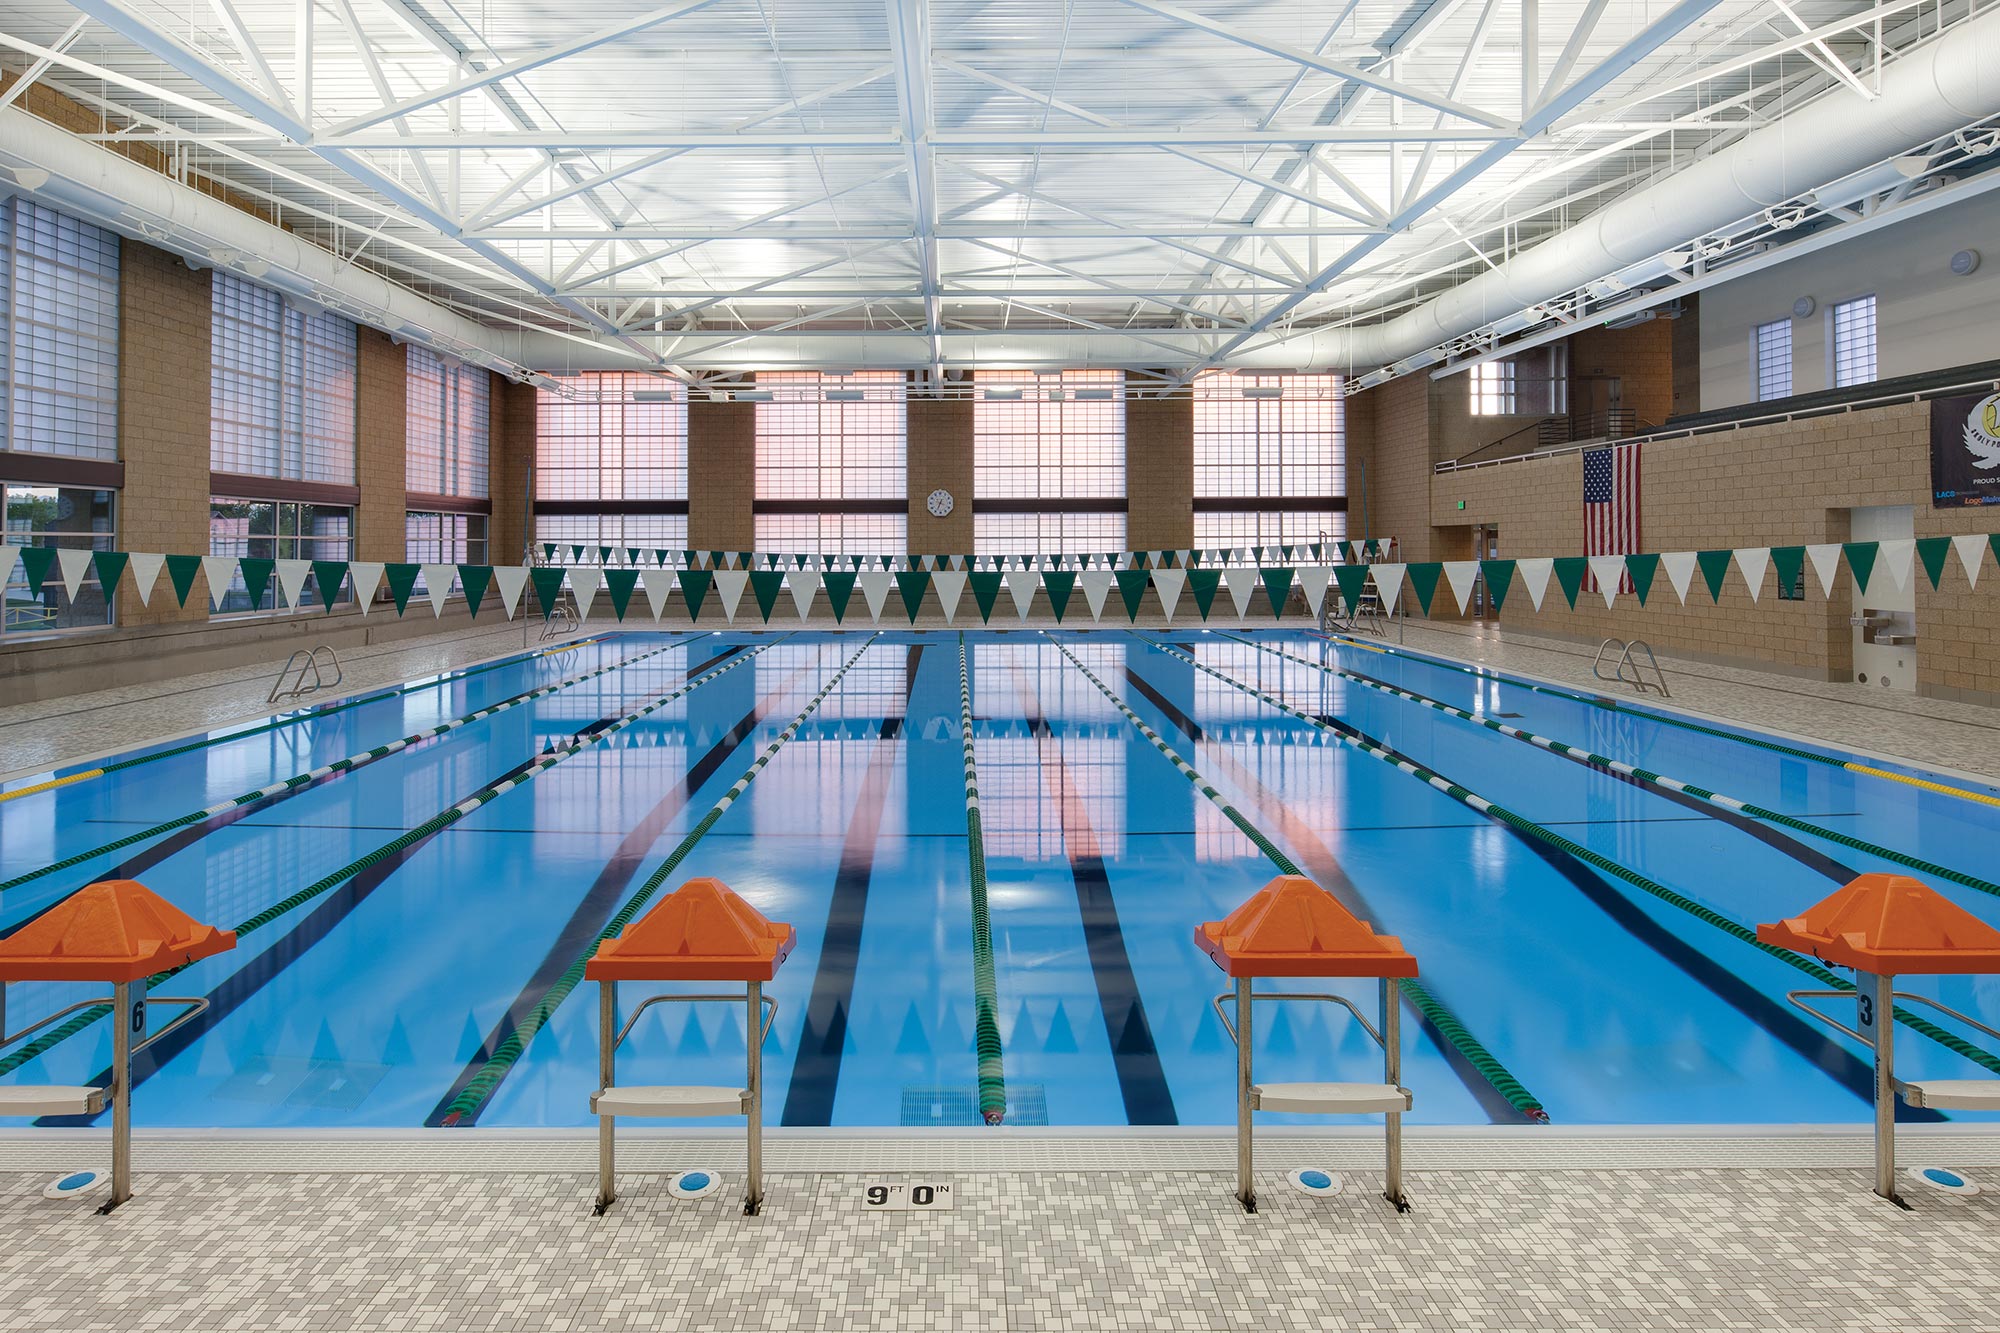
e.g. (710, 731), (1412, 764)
(2, 629), (1996, 1131)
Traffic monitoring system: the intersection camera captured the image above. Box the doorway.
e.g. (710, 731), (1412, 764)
(1847, 505), (1916, 692)
(1473, 524), (1500, 618)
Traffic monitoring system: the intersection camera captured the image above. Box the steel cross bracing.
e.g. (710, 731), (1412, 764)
(0, 0), (1985, 384)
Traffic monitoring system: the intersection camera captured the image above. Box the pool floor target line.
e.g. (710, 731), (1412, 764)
(780, 645), (924, 1127)
(1007, 655), (1178, 1127)
(428, 645), (837, 1128)
(1116, 661), (1540, 1126)
(957, 636), (1008, 1126)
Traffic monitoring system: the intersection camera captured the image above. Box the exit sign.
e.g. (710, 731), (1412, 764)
(1456, 500), (1466, 510)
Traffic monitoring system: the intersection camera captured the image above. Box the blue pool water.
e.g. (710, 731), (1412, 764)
(2, 629), (1997, 1129)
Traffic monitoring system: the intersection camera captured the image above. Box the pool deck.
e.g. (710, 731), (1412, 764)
(1, 1131), (1996, 1331)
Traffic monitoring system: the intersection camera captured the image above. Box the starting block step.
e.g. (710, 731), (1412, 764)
(0, 1085), (107, 1117)
(591, 1085), (749, 1118)
(1251, 1081), (1411, 1115)
(1900, 1079), (2000, 1111)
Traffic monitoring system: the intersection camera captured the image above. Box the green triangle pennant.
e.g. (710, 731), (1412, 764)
(311, 560), (348, 610)
(1259, 567), (1294, 618)
(604, 568), (640, 620)
(1842, 541), (1881, 594)
(530, 566), (567, 619)
(625, 548), (640, 565)
(1042, 571), (1077, 622)
(457, 564), (492, 617)
(675, 569), (713, 619)
(1769, 546), (1805, 600)
(1915, 536), (1952, 590)
(1114, 569), (1150, 622)
(17, 546), (56, 594)
(1624, 553), (1660, 606)
(541, 543), (556, 561)
(1480, 559), (1515, 613)
(384, 563), (422, 614)
(743, 570), (783, 621)
(895, 571), (931, 623)
(1694, 549), (1732, 602)
(164, 553), (203, 608)
(1332, 563), (1371, 614)
(569, 545), (585, 562)
(968, 571), (1003, 623)
(821, 571), (858, 622)
(595, 546), (611, 565)
(1406, 563), (1442, 616)
(91, 550), (128, 600)
(239, 557), (275, 609)
(1187, 568), (1223, 620)
(1552, 556), (1588, 609)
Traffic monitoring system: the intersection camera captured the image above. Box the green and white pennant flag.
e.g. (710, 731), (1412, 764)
(1441, 561), (1480, 613)
(55, 548), (93, 600)
(636, 569), (674, 618)
(1152, 568), (1186, 620)
(1804, 544), (1842, 597)
(569, 567), (603, 619)
(856, 570), (895, 622)
(1005, 570), (1039, 619)
(1372, 562), (1406, 613)
(0, 543), (17, 591)
(421, 564), (458, 616)
(1586, 555), (1626, 608)
(789, 570), (821, 619)
(1077, 570), (1115, 621)
(492, 565), (531, 619)
(1295, 566), (1333, 618)
(713, 569), (750, 622)
(125, 551), (164, 606)
(276, 558), (312, 608)
(1877, 537), (1915, 590)
(1221, 567), (1258, 618)
(1733, 548), (1771, 603)
(932, 570), (967, 624)
(1515, 557), (1554, 611)
(200, 555), (238, 610)
(349, 562), (386, 613)
(1954, 533), (1988, 587)
(1658, 551), (1697, 604)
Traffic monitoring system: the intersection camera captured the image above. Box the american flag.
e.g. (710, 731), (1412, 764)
(1583, 444), (1640, 594)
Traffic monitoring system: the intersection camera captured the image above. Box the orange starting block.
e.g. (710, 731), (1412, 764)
(585, 878), (795, 1216)
(0, 881), (235, 1211)
(1758, 873), (2000, 1206)
(1197, 876), (1417, 1213)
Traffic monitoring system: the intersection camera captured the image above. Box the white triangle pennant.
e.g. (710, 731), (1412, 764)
(1152, 569), (1186, 621)
(1371, 562), (1407, 613)
(348, 562), (385, 614)
(1006, 570), (1039, 620)
(931, 570), (966, 625)
(1222, 567), (1258, 618)
(637, 569), (674, 619)
(56, 547), (93, 600)
(1516, 557), (1554, 612)
(567, 567), (602, 620)
(1804, 544), (1842, 597)
(1732, 548), (1771, 604)
(421, 564), (457, 617)
(276, 558), (311, 608)
(492, 565), (530, 619)
(788, 570), (821, 620)
(1660, 552), (1697, 605)
(1441, 561), (1480, 614)
(1877, 537), (1914, 590)
(200, 555), (238, 610)
(1953, 533), (1987, 589)
(712, 569), (749, 622)
(1078, 570), (1115, 622)
(857, 570), (895, 622)
(126, 551), (164, 606)
(1296, 566), (1333, 617)
(0, 544), (18, 593)
(1587, 555), (1625, 608)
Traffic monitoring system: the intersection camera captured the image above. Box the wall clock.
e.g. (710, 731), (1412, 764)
(926, 488), (954, 518)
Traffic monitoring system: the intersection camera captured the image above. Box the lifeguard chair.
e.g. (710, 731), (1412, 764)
(1758, 873), (2000, 1205)
(587, 878), (795, 1216)
(1196, 875), (1417, 1213)
(0, 880), (235, 1212)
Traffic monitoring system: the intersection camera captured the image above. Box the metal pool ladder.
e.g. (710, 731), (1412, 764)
(268, 645), (343, 704)
(1592, 637), (1669, 696)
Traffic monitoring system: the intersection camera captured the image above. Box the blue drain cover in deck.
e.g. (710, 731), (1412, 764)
(1914, 1167), (1979, 1195)
(1286, 1168), (1343, 1197)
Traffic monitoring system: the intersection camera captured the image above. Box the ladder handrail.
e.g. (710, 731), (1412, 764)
(268, 644), (343, 704)
(1593, 637), (1669, 696)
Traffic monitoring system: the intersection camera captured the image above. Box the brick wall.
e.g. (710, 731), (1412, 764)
(907, 397), (973, 552)
(489, 376), (535, 563)
(1362, 373), (1438, 560)
(686, 399), (756, 550)
(1568, 318), (1675, 430)
(115, 243), (212, 626)
(354, 327), (406, 563)
(1127, 396), (1193, 552)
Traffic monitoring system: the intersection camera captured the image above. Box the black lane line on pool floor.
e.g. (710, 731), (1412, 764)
(1120, 666), (1530, 1126)
(780, 644), (923, 1127)
(426, 649), (832, 1127)
(38, 648), (789, 1127)
(1010, 659), (1177, 1127)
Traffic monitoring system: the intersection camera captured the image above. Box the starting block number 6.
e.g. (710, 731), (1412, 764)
(862, 1182), (953, 1211)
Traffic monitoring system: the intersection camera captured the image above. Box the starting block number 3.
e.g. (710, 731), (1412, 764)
(862, 1182), (953, 1211)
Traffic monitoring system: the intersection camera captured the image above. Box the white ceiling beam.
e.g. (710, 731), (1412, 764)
(473, 223), (1383, 242)
(0, 28), (271, 132)
(0, 15), (88, 111)
(884, 0), (941, 389)
(203, 0), (293, 120)
(1534, 0), (1611, 111)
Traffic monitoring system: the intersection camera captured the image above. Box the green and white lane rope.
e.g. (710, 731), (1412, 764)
(0, 634), (625, 805)
(1154, 638), (2000, 1081)
(1237, 634), (2000, 903)
(1047, 639), (1549, 1123)
(1, 636), (711, 898)
(0, 639), (782, 1080)
(958, 635), (1007, 1125)
(437, 634), (883, 1124)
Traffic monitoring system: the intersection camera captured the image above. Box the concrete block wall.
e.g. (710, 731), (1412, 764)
(686, 399), (756, 550)
(489, 377), (535, 564)
(907, 397), (973, 552)
(354, 326), (407, 564)
(1126, 397), (1193, 552)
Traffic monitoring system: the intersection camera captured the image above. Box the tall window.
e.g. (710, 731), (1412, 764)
(406, 346), (490, 498)
(210, 273), (358, 483)
(207, 498), (353, 615)
(755, 372), (905, 556)
(1754, 319), (1792, 401)
(1469, 360), (1516, 415)
(973, 370), (1125, 556)
(1193, 372), (1344, 552)
(534, 372), (687, 556)
(405, 511), (487, 565)
(1, 200), (120, 461)
(3, 483), (116, 636)
(1831, 295), (1877, 388)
